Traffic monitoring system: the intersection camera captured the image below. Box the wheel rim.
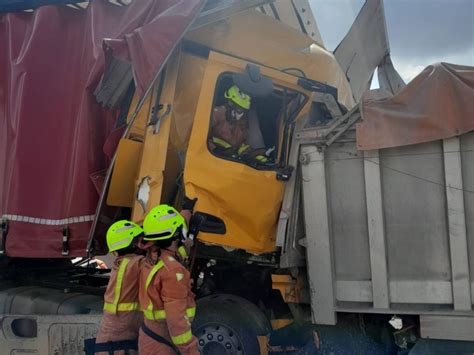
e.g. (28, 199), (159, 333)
(197, 324), (244, 355)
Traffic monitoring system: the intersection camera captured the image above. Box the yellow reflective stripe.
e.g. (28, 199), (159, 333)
(177, 246), (188, 260)
(113, 257), (130, 312)
(103, 302), (115, 313)
(144, 260), (165, 320)
(237, 144), (250, 155)
(103, 257), (130, 314)
(145, 260), (164, 289)
(117, 302), (139, 311)
(212, 137), (232, 149)
(145, 301), (154, 319)
(143, 309), (167, 320)
(186, 307), (196, 318)
(171, 329), (193, 345)
(255, 155), (268, 162)
(104, 302), (139, 313)
(142, 307), (194, 320)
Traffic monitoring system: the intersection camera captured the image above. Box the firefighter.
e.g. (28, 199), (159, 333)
(210, 84), (251, 155)
(138, 204), (198, 355)
(210, 85), (269, 163)
(93, 220), (145, 355)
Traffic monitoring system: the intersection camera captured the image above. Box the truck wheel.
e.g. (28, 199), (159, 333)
(192, 294), (271, 355)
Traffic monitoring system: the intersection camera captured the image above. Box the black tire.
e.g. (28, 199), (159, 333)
(192, 294), (271, 355)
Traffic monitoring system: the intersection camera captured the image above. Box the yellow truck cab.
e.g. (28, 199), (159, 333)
(112, 10), (353, 255)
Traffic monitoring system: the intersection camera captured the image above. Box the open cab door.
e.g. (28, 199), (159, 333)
(184, 52), (310, 254)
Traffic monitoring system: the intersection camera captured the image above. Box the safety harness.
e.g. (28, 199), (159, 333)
(141, 323), (181, 355)
(84, 338), (138, 355)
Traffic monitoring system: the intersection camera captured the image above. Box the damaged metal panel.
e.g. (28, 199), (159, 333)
(377, 55), (406, 95)
(333, 0), (390, 102)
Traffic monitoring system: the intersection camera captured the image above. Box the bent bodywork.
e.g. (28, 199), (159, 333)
(116, 10), (353, 254)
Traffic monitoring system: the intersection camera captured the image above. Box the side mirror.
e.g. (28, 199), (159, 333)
(189, 212), (226, 239)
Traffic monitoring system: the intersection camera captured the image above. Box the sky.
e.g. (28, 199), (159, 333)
(309, 0), (474, 85)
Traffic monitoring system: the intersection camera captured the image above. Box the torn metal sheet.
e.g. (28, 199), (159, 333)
(333, 0), (390, 102)
(377, 55), (406, 95)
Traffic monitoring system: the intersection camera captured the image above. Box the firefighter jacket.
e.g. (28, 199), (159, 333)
(138, 249), (198, 355)
(211, 106), (249, 150)
(96, 254), (144, 354)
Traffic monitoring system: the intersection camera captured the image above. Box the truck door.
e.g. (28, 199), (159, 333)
(184, 51), (309, 254)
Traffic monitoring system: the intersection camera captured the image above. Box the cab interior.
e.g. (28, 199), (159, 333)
(208, 73), (307, 170)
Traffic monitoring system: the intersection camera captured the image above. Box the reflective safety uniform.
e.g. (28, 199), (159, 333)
(211, 106), (269, 162)
(211, 106), (248, 151)
(138, 250), (198, 355)
(177, 245), (189, 263)
(96, 254), (144, 355)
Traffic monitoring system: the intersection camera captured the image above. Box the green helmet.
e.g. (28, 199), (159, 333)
(224, 85), (251, 110)
(106, 220), (143, 252)
(143, 204), (187, 241)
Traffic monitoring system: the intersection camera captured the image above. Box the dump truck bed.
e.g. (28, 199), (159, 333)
(278, 62), (474, 341)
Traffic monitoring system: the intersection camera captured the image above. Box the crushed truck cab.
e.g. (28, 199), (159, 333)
(111, 11), (353, 255)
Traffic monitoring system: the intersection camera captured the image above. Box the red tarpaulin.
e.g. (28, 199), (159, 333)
(357, 63), (474, 150)
(0, 0), (203, 257)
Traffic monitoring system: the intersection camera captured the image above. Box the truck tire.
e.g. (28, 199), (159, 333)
(192, 294), (271, 354)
